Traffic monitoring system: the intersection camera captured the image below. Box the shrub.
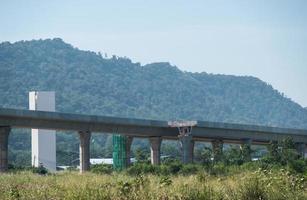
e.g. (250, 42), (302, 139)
(209, 162), (228, 176)
(179, 164), (200, 175)
(91, 164), (113, 174)
(288, 159), (306, 173)
(31, 165), (48, 175)
(126, 163), (156, 175)
(159, 176), (172, 187)
(238, 177), (268, 200)
(159, 164), (171, 175)
(126, 161), (201, 176)
(8, 164), (27, 173)
(167, 161), (182, 174)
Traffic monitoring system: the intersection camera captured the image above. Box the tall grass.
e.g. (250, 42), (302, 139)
(0, 167), (306, 200)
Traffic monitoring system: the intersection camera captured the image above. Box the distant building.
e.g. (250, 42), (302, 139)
(90, 158), (136, 165)
(29, 91), (56, 172)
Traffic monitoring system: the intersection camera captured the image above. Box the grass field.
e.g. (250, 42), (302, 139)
(0, 167), (306, 200)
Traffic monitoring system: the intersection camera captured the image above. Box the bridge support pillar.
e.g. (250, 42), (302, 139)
(79, 131), (91, 173)
(295, 142), (306, 158)
(126, 136), (133, 166)
(189, 140), (195, 163)
(178, 126), (193, 164)
(211, 139), (223, 162)
(0, 127), (10, 172)
(149, 137), (162, 165)
(113, 135), (133, 170)
(241, 139), (252, 161)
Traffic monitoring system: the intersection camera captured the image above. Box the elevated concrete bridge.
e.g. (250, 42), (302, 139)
(0, 108), (307, 172)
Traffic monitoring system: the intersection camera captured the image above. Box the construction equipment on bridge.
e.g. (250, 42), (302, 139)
(168, 120), (197, 137)
(168, 120), (197, 128)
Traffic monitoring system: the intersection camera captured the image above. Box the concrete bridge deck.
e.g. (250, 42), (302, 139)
(0, 108), (175, 137)
(0, 107), (307, 172)
(1, 108), (307, 142)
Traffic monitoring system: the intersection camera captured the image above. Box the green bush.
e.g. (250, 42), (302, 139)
(31, 165), (48, 175)
(126, 163), (157, 175)
(209, 162), (228, 176)
(159, 176), (172, 187)
(91, 164), (113, 174)
(158, 164), (171, 175)
(179, 164), (200, 175)
(126, 161), (200, 176)
(240, 161), (261, 171)
(288, 159), (305, 173)
(166, 161), (183, 174)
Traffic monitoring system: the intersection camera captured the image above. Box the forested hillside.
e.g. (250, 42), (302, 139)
(1, 38), (307, 165)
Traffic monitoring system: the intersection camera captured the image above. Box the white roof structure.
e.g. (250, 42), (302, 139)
(90, 158), (137, 165)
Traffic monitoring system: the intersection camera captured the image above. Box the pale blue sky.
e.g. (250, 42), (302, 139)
(1, 0), (307, 107)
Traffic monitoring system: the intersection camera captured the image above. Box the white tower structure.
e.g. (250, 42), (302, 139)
(29, 91), (56, 172)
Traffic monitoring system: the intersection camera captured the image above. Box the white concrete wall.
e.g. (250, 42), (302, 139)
(29, 91), (56, 172)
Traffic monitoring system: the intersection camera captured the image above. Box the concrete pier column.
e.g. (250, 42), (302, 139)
(268, 140), (279, 158)
(241, 139), (252, 161)
(179, 133), (193, 164)
(295, 142), (306, 158)
(113, 135), (133, 170)
(0, 127), (10, 172)
(189, 140), (195, 163)
(211, 139), (223, 162)
(79, 131), (91, 173)
(149, 137), (162, 165)
(29, 91), (56, 172)
(126, 136), (133, 166)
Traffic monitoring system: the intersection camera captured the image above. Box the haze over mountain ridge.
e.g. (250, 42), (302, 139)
(1, 38), (307, 129)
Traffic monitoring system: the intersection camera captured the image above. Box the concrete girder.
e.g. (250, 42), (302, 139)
(1, 108), (307, 143)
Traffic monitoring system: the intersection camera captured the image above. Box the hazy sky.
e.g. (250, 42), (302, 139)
(1, 0), (307, 107)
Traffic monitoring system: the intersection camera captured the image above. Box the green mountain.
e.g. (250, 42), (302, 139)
(1, 38), (306, 127)
(1, 38), (307, 166)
